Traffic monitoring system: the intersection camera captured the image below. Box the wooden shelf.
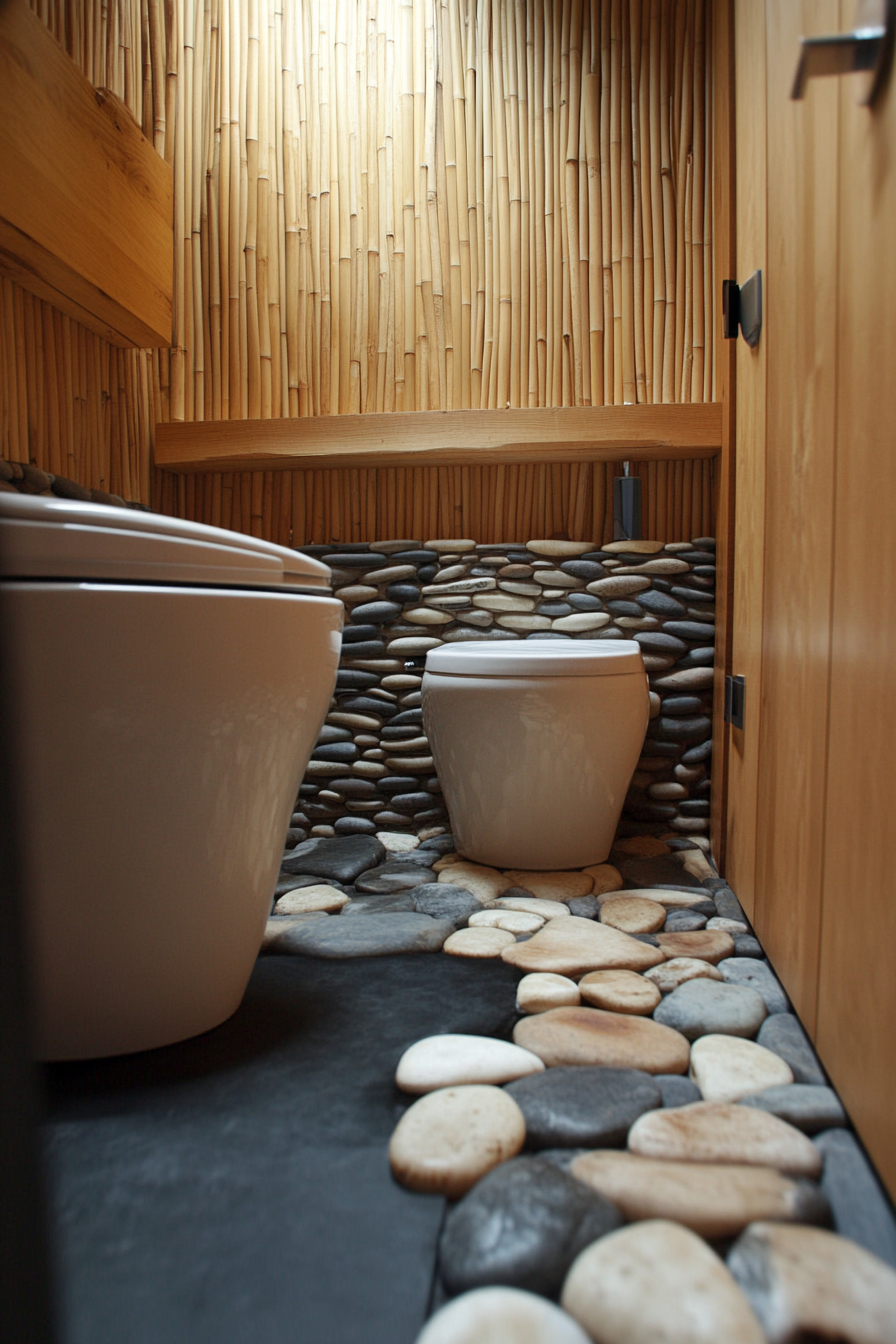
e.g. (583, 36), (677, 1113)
(154, 404), (723, 473)
(0, 0), (173, 347)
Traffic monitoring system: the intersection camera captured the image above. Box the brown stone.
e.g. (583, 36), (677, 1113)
(656, 929), (736, 964)
(579, 863), (624, 894)
(438, 861), (510, 901)
(627, 1101), (823, 1176)
(513, 1006), (690, 1074)
(644, 957), (724, 994)
(570, 1151), (828, 1240)
(599, 895), (667, 934)
(389, 1085), (526, 1198)
(443, 926), (516, 959)
(501, 916), (665, 977)
(503, 870), (594, 901)
(605, 887), (706, 909)
(578, 969), (662, 1016)
(610, 836), (672, 858)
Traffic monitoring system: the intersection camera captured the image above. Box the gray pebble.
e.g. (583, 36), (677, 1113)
(814, 1129), (896, 1267)
(354, 861), (438, 893)
(718, 957), (790, 1015)
(281, 836), (388, 883)
(653, 979), (767, 1041)
(739, 1084), (846, 1135)
(417, 833), (457, 855)
(273, 912), (453, 958)
(733, 934), (763, 958)
(341, 891), (417, 915)
(438, 1156), (622, 1299)
(714, 887), (748, 924)
(655, 1074), (703, 1107)
(410, 883), (483, 927)
(757, 1013), (826, 1085)
(663, 910), (707, 932)
(504, 1066), (662, 1149)
(567, 895), (600, 919)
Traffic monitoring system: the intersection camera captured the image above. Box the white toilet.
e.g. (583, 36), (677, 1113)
(0, 493), (342, 1059)
(422, 640), (649, 871)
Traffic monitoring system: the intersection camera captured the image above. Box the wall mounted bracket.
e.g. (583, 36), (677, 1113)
(723, 273), (762, 348)
(724, 675), (746, 731)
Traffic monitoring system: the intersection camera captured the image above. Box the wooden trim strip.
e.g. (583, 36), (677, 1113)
(154, 403), (722, 473)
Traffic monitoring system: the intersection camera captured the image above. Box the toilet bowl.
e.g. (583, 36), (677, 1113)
(422, 640), (649, 871)
(0, 494), (342, 1059)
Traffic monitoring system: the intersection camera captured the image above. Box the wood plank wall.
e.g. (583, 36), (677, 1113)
(1, 0), (717, 544)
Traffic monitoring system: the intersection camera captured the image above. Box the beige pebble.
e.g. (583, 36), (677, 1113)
(473, 592), (537, 612)
(599, 895), (667, 934)
(561, 1220), (766, 1344)
(495, 896), (571, 920)
(389, 1085), (525, 1198)
(707, 916), (748, 933)
(274, 884), (350, 915)
(579, 863), (624, 894)
(656, 929), (736, 964)
(578, 969), (662, 1016)
(468, 909), (545, 934)
(552, 612), (611, 632)
(611, 836), (672, 857)
(613, 557), (691, 575)
(433, 853), (460, 871)
(439, 861), (511, 901)
(501, 916), (665, 977)
(424, 537), (477, 551)
(601, 539), (665, 554)
(628, 1101), (823, 1176)
(611, 887), (711, 909)
(376, 831), (420, 852)
(645, 957), (724, 994)
(728, 1222), (896, 1344)
(333, 585), (379, 603)
(516, 972), (581, 1014)
(690, 1035), (794, 1103)
(678, 847), (716, 879)
(444, 926), (517, 958)
(327, 710), (383, 730)
(514, 1005), (690, 1074)
(526, 539), (595, 556)
(395, 1033), (544, 1094)
(503, 870), (595, 901)
(403, 607), (455, 625)
(570, 1151), (826, 1240)
(497, 613), (553, 631)
(353, 760), (388, 777)
(385, 755), (435, 772)
(418, 1288), (592, 1344)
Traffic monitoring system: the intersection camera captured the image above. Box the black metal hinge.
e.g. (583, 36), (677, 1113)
(724, 674), (746, 730)
(723, 272), (762, 348)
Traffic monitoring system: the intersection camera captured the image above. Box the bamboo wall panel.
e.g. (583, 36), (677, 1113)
(2, 0), (717, 539)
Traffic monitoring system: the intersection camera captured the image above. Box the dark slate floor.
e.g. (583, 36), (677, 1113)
(43, 953), (523, 1344)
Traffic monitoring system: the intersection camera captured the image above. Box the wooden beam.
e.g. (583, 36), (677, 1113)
(0, 0), (173, 348)
(154, 404), (722, 473)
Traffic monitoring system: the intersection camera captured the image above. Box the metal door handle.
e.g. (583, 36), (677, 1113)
(791, 0), (895, 104)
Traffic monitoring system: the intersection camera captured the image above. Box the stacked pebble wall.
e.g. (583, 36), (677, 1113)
(292, 537), (716, 846)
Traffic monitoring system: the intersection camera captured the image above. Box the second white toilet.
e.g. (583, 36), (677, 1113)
(422, 640), (649, 870)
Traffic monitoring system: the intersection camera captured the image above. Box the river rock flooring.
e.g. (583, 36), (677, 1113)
(265, 828), (896, 1343)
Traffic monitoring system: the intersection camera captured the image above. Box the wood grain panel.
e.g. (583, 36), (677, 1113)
(724, 0), (769, 918)
(153, 404), (722, 474)
(0, 0), (172, 347)
(752, 0), (839, 1035)
(816, 59), (896, 1200)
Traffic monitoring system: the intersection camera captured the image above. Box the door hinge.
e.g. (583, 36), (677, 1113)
(724, 674), (746, 730)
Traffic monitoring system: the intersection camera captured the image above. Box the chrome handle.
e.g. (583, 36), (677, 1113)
(791, 0), (895, 105)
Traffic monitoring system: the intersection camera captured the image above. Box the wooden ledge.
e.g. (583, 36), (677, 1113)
(154, 404), (723, 473)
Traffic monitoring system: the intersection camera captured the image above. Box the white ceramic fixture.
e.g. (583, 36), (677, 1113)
(422, 640), (649, 870)
(0, 494), (342, 1059)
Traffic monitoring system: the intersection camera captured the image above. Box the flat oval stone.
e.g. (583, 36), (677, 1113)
(411, 883), (485, 926)
(588, 576), (651, 597)
(389, 1085), (526, 1198)
(439, 861), (511, 902)
(444, 927), (517, 958)
(562, 1220), (765, 1344)
(514, 1006), (690, 1074)
(739, 1083), (846, 1134)
(505, 1065), (662, 1148)
(275, 912), (453, 958)
(516, 973), (581, 1013)
(645, 956), (724, 993)
(468, 909), (545, 934)
(527, 539), (595, 556)
(690, 1034), (794, 1102)
(503, 870), (595, 901)
(654, 979), (768, 1041)
(579, 863), (624, 894)
(439, 1156), (623, 1298)
(280, 833), (386, 880)
(273, 884), (350, 915)
(599, 895), (667, 934)
(354, 861), (437, 893)
(417, 1287), (591, 1344)
(502, 917), (665, 977)
(628, 1101), (822, 1176)
(656, 929), (735, 964)
(396, 1034), (545, 1094)
(727, 1222), (896, 1344)
(578, 969), (662, 1016)
(570, 1151), (829, 1240)
(664, 910), (708, 932)
(496, 895), (571, 920)
(718, 957), (790, 1014)
(757, 1013), (826, 1085)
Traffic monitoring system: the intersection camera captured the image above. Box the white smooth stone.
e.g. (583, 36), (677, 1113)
(418, 1287), (592, 1344)
(516, 972), (581, 1014)
(389, 1085), (526, 1198)
(468, 909), (545, 933)
(561, 1220), (765, 1344)
(552, 612), (612, 631)
(376, 831), (420, 852)
(495, 896), (571, 920)
(707, 916), (749, 933)
(645, 957), (724, 994)
(274, 884), (349, 915)
(396, 1033), (545, 1094)
(472, 592), (537, 611)
(628, 1101), (823, 1176)
(690, 1035), (794, 1103)
(443, 926), (517, 958)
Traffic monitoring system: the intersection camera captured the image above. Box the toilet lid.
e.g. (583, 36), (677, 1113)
(0, 494), (331, 591)
(425, 639), (645, 677)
